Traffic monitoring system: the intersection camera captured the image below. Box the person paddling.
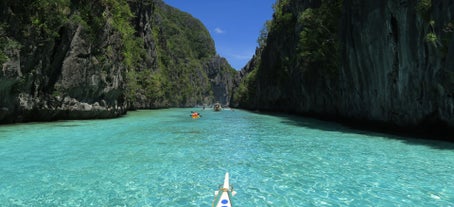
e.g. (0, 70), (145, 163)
(190, 111), (202, 118)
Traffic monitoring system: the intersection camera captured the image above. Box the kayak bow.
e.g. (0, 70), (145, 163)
(212, 172), (236, 207)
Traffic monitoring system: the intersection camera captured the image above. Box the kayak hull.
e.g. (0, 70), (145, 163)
(212, 172), (235, 207)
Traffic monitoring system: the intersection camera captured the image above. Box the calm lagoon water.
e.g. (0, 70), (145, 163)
(0, 108), (453, 206)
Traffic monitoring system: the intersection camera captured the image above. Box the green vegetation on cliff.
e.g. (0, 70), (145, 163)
(234, 67), (257, 106)
(125, 2), (226, 108)
(297, 0), (342, 74)
(150, 4), (215, 106)
(1, 0), (236, 119)
(234, 0), (343, 108)
(233, 0), (454, 137)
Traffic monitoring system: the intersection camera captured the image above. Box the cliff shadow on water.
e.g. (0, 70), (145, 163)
(250, 110), (454, 150)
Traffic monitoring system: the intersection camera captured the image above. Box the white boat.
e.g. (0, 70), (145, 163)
(212, 172), (236, 207)
(213, 102), (222, 111)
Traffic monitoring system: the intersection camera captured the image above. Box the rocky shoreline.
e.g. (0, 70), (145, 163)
(0, 93), (126, 124)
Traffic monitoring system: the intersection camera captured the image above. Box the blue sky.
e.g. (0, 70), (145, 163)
(163, 0), (276, 70)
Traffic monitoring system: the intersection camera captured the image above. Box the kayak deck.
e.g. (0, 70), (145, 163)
(212, 172), (236, 207)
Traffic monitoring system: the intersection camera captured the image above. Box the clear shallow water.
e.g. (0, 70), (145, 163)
(0, 108), (453, 206)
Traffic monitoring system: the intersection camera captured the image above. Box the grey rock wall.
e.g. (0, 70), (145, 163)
(339, 0), (454, 128)
(0, 0), (238, 123)
(0, 4), (127, 124)
(204, 56), (237, 106)
(235, 0), (454, 136)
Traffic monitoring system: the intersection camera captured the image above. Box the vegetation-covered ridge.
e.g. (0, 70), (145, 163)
(0, 0), (237, 123)
(234, 0), (342, 108)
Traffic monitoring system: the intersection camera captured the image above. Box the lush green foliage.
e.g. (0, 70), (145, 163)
(120, 2), (228, 107)
(4, 0), (70, 39)
(416, 0), (432, 18)
(32, 0), (70, 36)
(235, 66), (258, 106)
(1, 0), (233, 108)
(415, 0), (443, 48)
(0, 37), (21, 65)
(0, 25), (9, 64)
(146, 5), (216, 106)
(271, 0), (293, 31)
(102, 0), (144, 68)
(235, 0), (344, 108)
(257, 20), (272, 48)
(425, 32), (437, 44)
(0, 0), (69, 63)
(126, 68), (168, 105)
(297, 0), (343, 74)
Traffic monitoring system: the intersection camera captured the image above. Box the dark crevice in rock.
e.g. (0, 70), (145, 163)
(391, 15), (399, 44)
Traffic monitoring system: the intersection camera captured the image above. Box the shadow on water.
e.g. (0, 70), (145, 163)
(54, 124), (82, 128)
(252, 110), (454, 150)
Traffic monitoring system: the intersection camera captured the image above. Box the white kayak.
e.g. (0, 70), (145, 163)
(212, 172), (236, 207)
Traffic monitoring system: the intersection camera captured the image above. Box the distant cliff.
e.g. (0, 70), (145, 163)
(128, 1), (237, 108)
(0, 0), (237, 123)
(233, 0), (454, 137)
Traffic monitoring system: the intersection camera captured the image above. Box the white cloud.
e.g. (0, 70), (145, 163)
(214, 27), (225, 34)
(231, 49), (255, 60)
(232, 54), (252, 60)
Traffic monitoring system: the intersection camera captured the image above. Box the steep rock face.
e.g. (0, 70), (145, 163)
(0, 0), (238, 123)
(339, 0), (454, 127)
(234, 0), (454, 136)
(204, 56), (238, 105)
(0, 1), (127, 123)
(128, 0), (237, 108)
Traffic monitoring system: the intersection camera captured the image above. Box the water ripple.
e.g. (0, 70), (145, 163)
(0, 109), (453, 206)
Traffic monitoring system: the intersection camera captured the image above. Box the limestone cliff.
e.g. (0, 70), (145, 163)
(0, 0), (237, 123)
(233, 0), (454, 137)
(0, 1), (128, 123)
(203, 56), (238, 106)
(128, 1), (237, 108)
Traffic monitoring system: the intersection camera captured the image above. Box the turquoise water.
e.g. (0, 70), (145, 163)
(0, 108), (453, 206)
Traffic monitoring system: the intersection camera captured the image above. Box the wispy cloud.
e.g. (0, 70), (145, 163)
(231, 49), (255, 60)
(214, 27), (225, 34)
(232, 54), (252, 60)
